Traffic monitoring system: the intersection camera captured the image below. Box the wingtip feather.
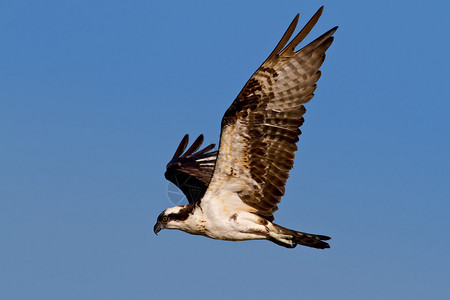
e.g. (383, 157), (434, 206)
(280, 6), (325, 56)
(172, 134), (189, 160)
(184, 134), (204, 157)
(263, 13), (299, 64)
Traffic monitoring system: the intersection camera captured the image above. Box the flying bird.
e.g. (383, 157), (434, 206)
(154, 7), (337, 249)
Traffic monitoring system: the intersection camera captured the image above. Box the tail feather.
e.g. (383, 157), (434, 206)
(292, 231), (330, 249)
(271, 224), (331, 249)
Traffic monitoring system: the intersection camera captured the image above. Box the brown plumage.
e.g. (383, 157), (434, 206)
(214, 7), (337, 221)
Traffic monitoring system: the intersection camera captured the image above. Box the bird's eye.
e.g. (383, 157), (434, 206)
(162, 216), (168, 222)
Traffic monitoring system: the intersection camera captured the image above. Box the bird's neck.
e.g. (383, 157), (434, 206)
(171, 205), (206, 235)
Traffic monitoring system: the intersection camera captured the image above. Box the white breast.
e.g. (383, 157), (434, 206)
(190, 189), (266, 241)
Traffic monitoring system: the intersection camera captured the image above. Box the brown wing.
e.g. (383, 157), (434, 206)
(165, 134), (217, 204)
(206, 7), (337, 221)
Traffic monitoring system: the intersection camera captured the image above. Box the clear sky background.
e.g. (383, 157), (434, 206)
(1, 1), (449, 299)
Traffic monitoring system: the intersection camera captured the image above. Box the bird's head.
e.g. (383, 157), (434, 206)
(153, 204), (194, 235)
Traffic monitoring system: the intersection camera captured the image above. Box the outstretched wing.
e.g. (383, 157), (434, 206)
(205, 7), (337, 221)
(165, 134), (217, 204)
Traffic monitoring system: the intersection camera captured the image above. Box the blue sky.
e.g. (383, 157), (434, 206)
(1, 1), (449, 299)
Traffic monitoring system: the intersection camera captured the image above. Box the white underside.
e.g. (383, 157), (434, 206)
(166, 189), (294, 246)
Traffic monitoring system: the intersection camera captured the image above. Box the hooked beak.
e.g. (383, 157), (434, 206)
(153, 222), (163, 235)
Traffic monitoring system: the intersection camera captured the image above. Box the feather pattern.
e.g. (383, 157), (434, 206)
(204, 7), (337, 221)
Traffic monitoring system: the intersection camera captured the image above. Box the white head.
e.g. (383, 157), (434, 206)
(153, 204), (194, 234)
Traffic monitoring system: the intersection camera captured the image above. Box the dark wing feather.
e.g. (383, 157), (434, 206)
(165, 134), (217, 204)
(207, 7), (337, 221)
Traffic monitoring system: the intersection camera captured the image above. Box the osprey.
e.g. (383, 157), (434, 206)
(154, 7), (337, 249)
